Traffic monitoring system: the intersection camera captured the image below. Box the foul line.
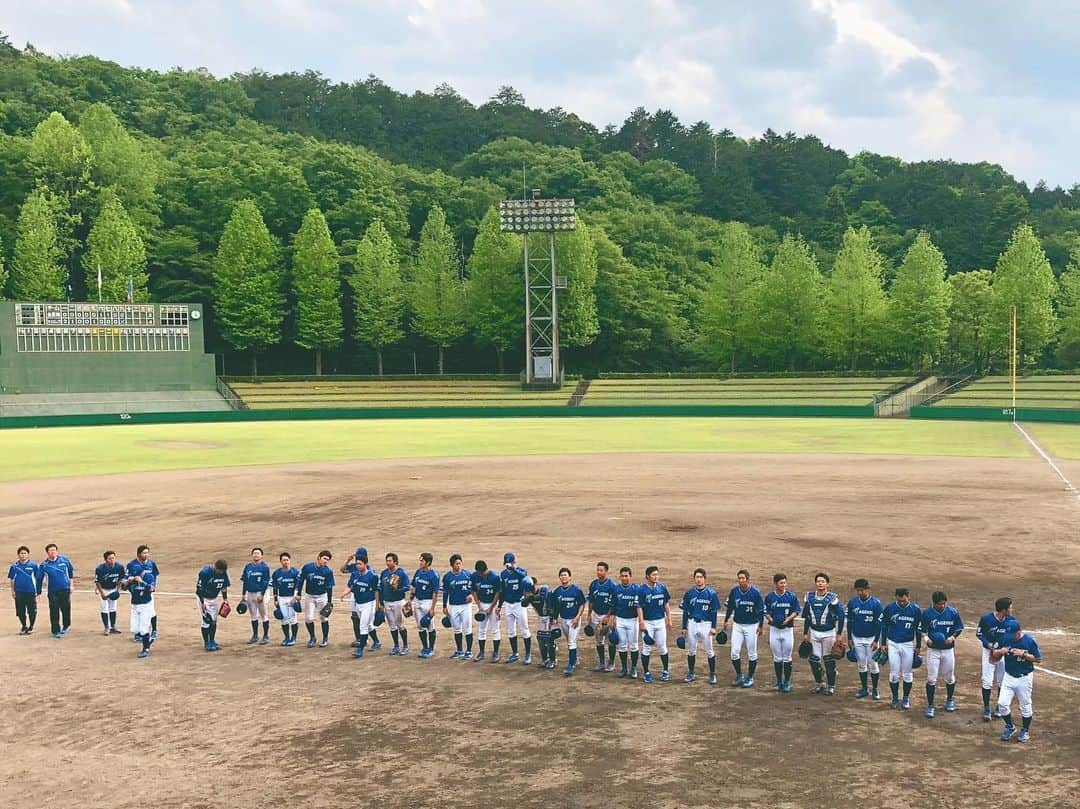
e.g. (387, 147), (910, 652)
(1014, 422), (1079, 500)
(1035, 665), (1080, 683)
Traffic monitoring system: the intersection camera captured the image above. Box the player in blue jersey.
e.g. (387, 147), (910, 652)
(921, 591), (964, 718)
(638, 565), (672, 683)
(801, 572), (845, 695)
(586, 562), (619, 672)
(271, 552), (302, 645)
(128, 545), (161, 640)
(611, 566), (643, 679)
(976, 596), (1014, 720)
(443, 554), (477, 660)
(125, 563), (156, 658)
(680, 568), (720, 685)
(342, 548), (382, 651)
(993, 621), (1041, 743)
(240, 547), (272, 645)
(9, 546), (40, 635)
(411, 553), (441, 659)
(343, 555), (379, 658)
(94, 550), (125, 636)
(380, 553), (411, 655)
(765, 573), (800, 692)
(846, 578), (883, 700)
(552, 567), (587, 676)
(195, 559), (230, 651)
(471, 560), (501, 661)
(531, 583), (560, 669)
(37, 543), (74, 639)
(723, 569), (765, 688)
(497, 552), (534, 665)
(298, 551), (335, 648)
(880, 587), (921, 709)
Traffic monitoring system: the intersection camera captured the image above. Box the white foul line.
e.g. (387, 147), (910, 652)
(1035, 665), (1080, 683)
(1013, 422), (1080, 499)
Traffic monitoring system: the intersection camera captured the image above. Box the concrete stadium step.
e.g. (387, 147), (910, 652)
(0, 391), (231, 417)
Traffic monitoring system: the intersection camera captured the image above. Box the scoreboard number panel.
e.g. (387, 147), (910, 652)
(13, 303), (192, 353)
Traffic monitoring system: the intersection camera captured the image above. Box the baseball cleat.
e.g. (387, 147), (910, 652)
(709, 674), (718, 686)
(389, 646), (400, 656)
(618, 668), (628, 678)
(684, 673), (696, 684)
(811, 684), (825, 694)
(281, 638), (290, 646)
(901, 698), (910, 710)
(462, 651), (473, 660)
(925, 705), (935, 718)
(890, 698), (900, 709)
(474, 652), (485, 661)
(506, 653), (520, 664)
(1018, 729), (1030, 743)
(742, 678), (754, 689)
(872, 689), (881, 701)
(138, 649), (149, 658)
(399, 646), (410, 656)
(52, 632), (62, 639)
(307, 639), (317, 648)
(643, 672), (653, 683)
(782, 682), (793, 693)
(110, 628), (121, 634)
(630, 668), (638, 679)
(61, 627), (70, 635)
(564, 664), (574, 677)
(732, 676), (744, 687)
(775, 681), (783, 691)
(318, 640), (329, 648)
(204, 643), (213, 652)
(523, 655), (532, 665)
(369, 642), (382, 652)
(450, 650), (462, 659)
(248, 635), (259, 644)
(545, 660), (556, 670)
(825, 687), (835, 696)
(944, 698), (956, 713)
(1001, 724), (1017, 742)
(593, 663), (606, 672)
(353, 648), (364, 658)
(660, 671), (670, 682)
(605, 663), (616, 673)
(490, 654), (500, 662)
(982, 707), (992, 722)
(103, 629), (111, 636)
(209, 642), (221, 651)
(855, 688), (869, 699)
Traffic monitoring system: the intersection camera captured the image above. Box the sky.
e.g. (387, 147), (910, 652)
(3, 0), (1077, 187)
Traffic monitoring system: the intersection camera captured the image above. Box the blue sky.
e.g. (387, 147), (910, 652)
(4, 0), (1077, 186)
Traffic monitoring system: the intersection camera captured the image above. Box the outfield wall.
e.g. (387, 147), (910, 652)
(910, 406), (1080, 423)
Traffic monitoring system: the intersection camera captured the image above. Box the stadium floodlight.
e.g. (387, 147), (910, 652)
(498, 198), (576, 232)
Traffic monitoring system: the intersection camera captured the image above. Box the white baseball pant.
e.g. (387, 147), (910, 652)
(130, 602), (154, 635)
(414, 599), (435, 631)
(614, 617), (639, 652)
(887, 641), (915, 682)
(809, 628), (836, 659)
(769, 626), (794, 662)
(450, 603), (472, 634)
(384, 599), (405, 630)
(852, 635), (879, 674)
(503, 602), (531, 638)
(279, 598), (299, 626)
(196, 595), (221, 627)
(640, 618), (666, 656)
(686, 620), (714, 657)
(352, 599), (375, 634)
(731, 622), (759, 661)
(244, 592), (269, 621)
(925, 647), (956, 684)
(997, 672), (1034, 718)
(981, 647), (1005, 690)
(302, 593), (328, 622)
(98, 590), (119, 613)
(476, 602), (501, 640)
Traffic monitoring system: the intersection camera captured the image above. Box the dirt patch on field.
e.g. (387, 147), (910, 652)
(139, 440), (228, 450)
(1, 451), (1078, 808)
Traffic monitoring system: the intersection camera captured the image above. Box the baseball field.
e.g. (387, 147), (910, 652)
(2, 417), (1079, 808)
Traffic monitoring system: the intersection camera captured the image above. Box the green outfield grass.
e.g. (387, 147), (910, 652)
(0, 418), (1033, 482)
(1024, 422), (1080, 459)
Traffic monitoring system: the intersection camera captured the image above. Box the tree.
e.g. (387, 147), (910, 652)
(78, 103), (159, 230)
(411, 205), (467, 373)
(555, 221), (600, 351)
(291, 208), (342, 375)
(11, 188), (66, 300)
(213, 199), (284, 375)
(351, 219), (405, 375)
(887, 232), (950, 368)
(746, 233), (823, 369)
(1057, 254), (1080, 367)
(989, 224), (1057, 367)
(0, 235), (6, 298)
(28, 111), (91, 199)
(82, 192), (148, 302)
(698, 222), (764, 372)
(822, 226), (887, 370)
(947, 271), (994, 372)
(466, 207), (521, 372)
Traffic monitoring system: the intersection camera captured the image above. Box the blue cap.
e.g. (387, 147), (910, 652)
(503, 552), (515, 565)
(1002, 618), (1021, 636)
(355, 547), (368, 561)
(127, 562), (144, 577)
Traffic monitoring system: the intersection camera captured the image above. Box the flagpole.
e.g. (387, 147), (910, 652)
(97, 263), (103, 303)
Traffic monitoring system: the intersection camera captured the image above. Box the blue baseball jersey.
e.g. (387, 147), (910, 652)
(241, 561), (271, 594)
(588, 577), (617, 615)
(95, 562), (125, 591)
(976, 611), (1013, 649)
(764, 590), (800, 626)
(725, 585), (764, 625)
(442, 569), (474, 606)
(379, 567), (410, 601)
(613, 583), (641, 619)
(129, 558), (160, 580)
(921, 604), (964, 641)
(7, 560), (39, 594)
(1002, 634), (1041, 677)
(412, 568), (440, 601)
(299, 562), (335, 597)
(271, 567), (301, 598)
(802, 590), (845, 633)
(37, 556), (74, 592)
(471, 570), (500, 604)
(196, 565), (230, 599)
(681, 586), (720, 628)
(499, 567), (533, 605)
(881, 601), (922, 644)
(639, 582), (671, 622)
(129, 573), (155, 606)
(846, 596), (884, 640)
(552, 584), (587, 620)
(348, 569), (379, 604)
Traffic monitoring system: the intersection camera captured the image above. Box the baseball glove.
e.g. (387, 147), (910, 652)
(273, 606), (284, 621)
(389, 573), (401, 590)
(714, 629), (729, 646)
(319, 602), (333, 618)
(218, 601), (231, 619)
(583, 623), (596, 637)
(236, 600), (249, 615)
(402, 602), (413, 618)
(831, 636), (847, 657)
(797, 640), (812, 659)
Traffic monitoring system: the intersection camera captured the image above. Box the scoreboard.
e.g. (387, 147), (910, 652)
(12, 303), (197, 353)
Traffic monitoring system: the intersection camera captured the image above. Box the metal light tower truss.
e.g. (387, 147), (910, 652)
(498, 195), (576, 386)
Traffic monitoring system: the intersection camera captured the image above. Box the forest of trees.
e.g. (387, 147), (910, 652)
(1, 35), (1079, 375)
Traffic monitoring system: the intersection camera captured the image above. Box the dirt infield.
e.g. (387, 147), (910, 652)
(2, 451), (1078, 808)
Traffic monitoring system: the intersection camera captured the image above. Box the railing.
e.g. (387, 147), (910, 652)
(873, 366), (979, 417)
(216, 377), (248, 410)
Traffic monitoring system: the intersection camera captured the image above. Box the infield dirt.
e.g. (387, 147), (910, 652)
(1, 451), (1078, 808)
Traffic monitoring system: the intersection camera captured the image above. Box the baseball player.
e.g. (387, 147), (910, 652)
(271, 552), (302, 646)
(379, 553), (411, 655)
(128, 545), (161, 640)
(680, 568), (720, 684)
(411, 553), (440, 659)
(298, 551), (335, 648)
(611, 567), (643, 679)
(497, 552), (534, 665)
(342, 547), (382, 651)
(638, 565), (672, 683)
(921, 590), (964, 718)
(976, 596), (1015, 721)
(846, 578), (883, 700)
(801, 572), (845, 695)
(8, 546), (39, 635)
(125, 563), (156, 658)
(37, 543), (74, 639)
(880, 587), (922, 709)
(344, 556), (379, 658)
(94, 550), (125, 636)
(723, 569), (764, 688)
(764, 572), (800, 692)
(552, 567), (587, 676)
(586, 561), (619, 672)
(531, 584), (560, 669)
(471, 560), (501, 661)
(240, 547), (272, 645)
(993, 621), (1041, 743)
(195, 559), (230, 652)
(443, 554), (476, 660)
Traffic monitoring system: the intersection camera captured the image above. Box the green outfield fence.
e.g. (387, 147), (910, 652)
(910, 406), (1080, 423)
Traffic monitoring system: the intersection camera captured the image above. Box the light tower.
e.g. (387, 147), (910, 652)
(498, 190), (576, 388)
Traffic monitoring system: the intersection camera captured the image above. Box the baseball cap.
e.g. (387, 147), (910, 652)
(503, 552), (516, 565)
(355, 547), (368, 561)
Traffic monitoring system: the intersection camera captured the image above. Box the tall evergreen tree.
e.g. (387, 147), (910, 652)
(291, 208), (342, 375)
(78, 103), (159, 230)
(411, 205), (466, 373)
(1056, 253), (1080, 367)
(698, 221), (764, 372)
(823, 226), (887, 371)
(466, 207), (522, 372)
(556, 220), (600, 350)
(28, 111), (92, 199)
(887, 232), (950, 368)
(213, 199), (284, 375)
(351, 218), (404, 375)
(947, 270), (994, 372)
(82, 192), (148, 302)
(11, 188), (66, 300)
(989, 224), (1057, 367)
(746, 233), (823, 370)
